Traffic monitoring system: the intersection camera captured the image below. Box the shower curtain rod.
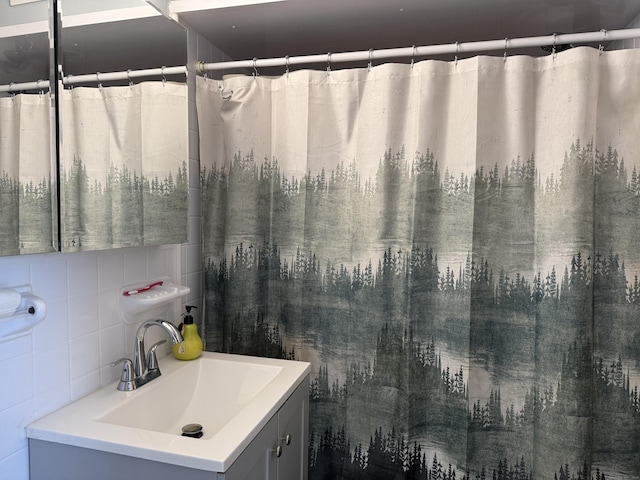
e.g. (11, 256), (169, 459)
(62, 65), (187, 86)
(0, 79), (50, 94)
(196, 28), (640, 73)
(3, 29), (638, 92)
(0, 65), (187, 92)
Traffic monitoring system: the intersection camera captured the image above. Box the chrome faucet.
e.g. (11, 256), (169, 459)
(110, 319), (183, 391)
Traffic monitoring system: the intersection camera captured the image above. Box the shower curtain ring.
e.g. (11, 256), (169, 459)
(127, 69), (133, 88)
(161, 66), (167, 85)
(411, 45), (416, 69)
(599, 29), (607, 55)
(327, 52), (332, 75)
(285, 55), (290, 77)
(368, 49), (373, 71)
(218, 81), (232, 100)
(96, 72), (102, 88)
(454, 42), (459, 66)
(503, 38), (509, 62)
(552, 33), (558, 59)
(252, 58), (259, 79)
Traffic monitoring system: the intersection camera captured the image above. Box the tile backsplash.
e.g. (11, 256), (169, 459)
(0, 245), (195, 480)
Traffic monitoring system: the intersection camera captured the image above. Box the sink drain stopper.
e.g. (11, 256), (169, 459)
(181, 423), (204, 438)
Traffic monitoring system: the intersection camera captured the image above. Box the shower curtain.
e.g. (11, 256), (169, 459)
(0, 92), (54, 255)
(60, 81), (187, 251)
(198, 47), (640, 479)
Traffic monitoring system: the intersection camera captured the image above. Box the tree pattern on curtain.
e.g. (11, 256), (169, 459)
(199, 48), (640, 479)
(60, 82), (187, 251)
(62, 154), (187, 249)
(0, 93), (54, 255)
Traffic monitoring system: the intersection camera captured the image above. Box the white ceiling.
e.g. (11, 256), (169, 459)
(175, 0), (640, 64)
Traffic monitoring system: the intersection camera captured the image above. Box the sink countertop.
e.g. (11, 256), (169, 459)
(27, 352), (311, 472)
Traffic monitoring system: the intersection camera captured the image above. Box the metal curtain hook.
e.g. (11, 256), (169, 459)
(599, 29), (607, 55)
(252, 58), (259, 79)
(411, 45), (416, 69)
(552, 33), (558, 59)
(127, 69), (133, 88)
(285, 55), (290, 77)
(161, 66), (167, 85)
(218, 81), (232, 100)
(454, 42), (459, 66)
(503, 38), (509, 62)
(326, 52), (331, 75)
(368, 48), (373, 71)
(96, 72), (102, 88)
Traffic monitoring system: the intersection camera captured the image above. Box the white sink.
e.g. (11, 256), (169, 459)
(27, 352), (310, 472)
(98, 354), (283, 437)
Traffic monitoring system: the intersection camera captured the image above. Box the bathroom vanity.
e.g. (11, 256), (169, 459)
(27, 352), (310, 480)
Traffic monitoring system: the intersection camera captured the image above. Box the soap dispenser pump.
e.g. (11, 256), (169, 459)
(173, 305), (203, 360)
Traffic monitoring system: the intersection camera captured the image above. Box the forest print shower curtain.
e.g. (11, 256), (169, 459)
(198, 47), (640, 479)
(0, 93), (54, 255)
(60, 82), (187, 251)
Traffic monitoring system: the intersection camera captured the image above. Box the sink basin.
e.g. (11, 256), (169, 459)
(27, 352), (310, 472)
(98, 354), (282, 438)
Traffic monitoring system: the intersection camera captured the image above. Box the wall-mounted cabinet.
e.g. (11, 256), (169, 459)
(57, 0), (189, 252)
(0, 0), (189, 256)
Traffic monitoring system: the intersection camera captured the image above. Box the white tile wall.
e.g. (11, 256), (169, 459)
(0, 245), (194, 480)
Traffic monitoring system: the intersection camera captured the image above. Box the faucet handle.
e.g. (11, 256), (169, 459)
(109, 358), (136, 391)
(147, 340), (167, 372)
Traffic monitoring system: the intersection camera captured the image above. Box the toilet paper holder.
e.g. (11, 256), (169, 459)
(0, 285), (47, 343)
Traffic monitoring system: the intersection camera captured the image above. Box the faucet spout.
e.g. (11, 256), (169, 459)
(133, 319), (183, 379)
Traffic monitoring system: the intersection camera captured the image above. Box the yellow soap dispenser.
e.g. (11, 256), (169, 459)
(173, 305), (203, 360)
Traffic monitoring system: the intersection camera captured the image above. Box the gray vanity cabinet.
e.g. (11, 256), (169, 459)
(275, 380), (308, 479)
(29, 377), (309, 480)
(220, 376), (309, 480)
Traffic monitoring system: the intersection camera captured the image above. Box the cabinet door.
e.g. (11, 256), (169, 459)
(222, 376), (310, 480)
(222, 415), (278, 480)
(277, 379), (309, 480)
